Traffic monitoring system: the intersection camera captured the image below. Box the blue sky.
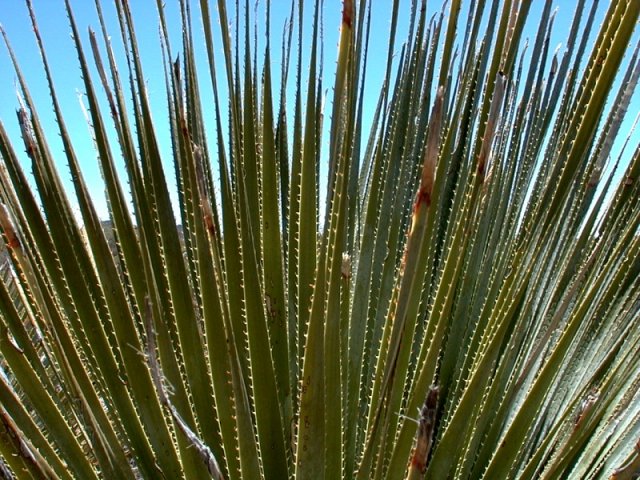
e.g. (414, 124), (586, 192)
(0, 1), (638, 220)
(1, 0), (395, 218)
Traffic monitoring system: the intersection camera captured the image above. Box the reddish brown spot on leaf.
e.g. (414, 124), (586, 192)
(342, 0), (354, 28)
(415, 188), (432, 209)
(409, 385), (439, 474)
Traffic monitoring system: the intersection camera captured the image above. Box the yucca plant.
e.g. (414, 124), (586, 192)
(0, 0), (639, 478)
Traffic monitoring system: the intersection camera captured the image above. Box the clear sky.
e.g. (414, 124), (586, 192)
(0, 1), (638, 220)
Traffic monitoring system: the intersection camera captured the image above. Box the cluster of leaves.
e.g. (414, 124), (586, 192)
(0, 0), (639, 478)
